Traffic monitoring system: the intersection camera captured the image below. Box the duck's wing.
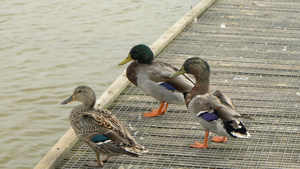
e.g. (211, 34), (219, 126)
(147, 61), (194, 92)
(190, 94), (243, 129)
(212, 90), (236, 110)
(212, 90), (254, 121)
(189, 94), (240, 121)
(80, 109), (137, 146)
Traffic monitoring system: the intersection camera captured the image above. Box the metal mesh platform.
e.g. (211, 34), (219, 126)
(57, 0), (300, 168)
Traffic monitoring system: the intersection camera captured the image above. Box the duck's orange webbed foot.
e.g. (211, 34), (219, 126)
(189, 141), (209, 149)
(143, 102), (169, 117)
(211, 136), (228, 143)
(190, 131), (210, 149)
(143, 109), (162, 117)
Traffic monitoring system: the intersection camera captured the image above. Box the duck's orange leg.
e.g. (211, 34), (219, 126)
(211, 136), (228, 143)
(144, 102), (167, 117)
(161, 103), (169, 114)
(190, 131), (210, 149)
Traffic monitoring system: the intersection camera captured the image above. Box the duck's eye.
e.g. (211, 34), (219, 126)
(78, 90), (82, 93)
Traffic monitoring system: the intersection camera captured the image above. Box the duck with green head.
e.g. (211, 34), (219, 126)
(170, 57), (252, 148)
(61, 86), (147, 167)
(118, 44), (195, 117)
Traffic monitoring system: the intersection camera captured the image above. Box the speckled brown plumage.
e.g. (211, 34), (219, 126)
(61, 86), (147, 167)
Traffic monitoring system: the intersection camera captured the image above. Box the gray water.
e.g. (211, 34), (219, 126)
(0, 0), (200, 168)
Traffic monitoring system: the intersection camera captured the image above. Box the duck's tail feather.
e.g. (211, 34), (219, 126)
(98, 143), (139, 157)
(224, 120), (251, 138)
(124, 144), (148, 155)
(239, 114), (254, 120)
(123, 149), (139, 157)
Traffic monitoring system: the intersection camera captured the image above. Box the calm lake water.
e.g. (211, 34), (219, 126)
(0, 0), (200, 168)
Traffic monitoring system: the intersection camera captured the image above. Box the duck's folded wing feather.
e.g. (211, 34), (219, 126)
(80, 109), (137, 146)
(201, 94), (241, 121)
(212, 90), (236, 110)
(211, 91), (254, 120)
(147, 62), (194, 92)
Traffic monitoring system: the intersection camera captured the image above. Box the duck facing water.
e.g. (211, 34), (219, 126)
(118, 44), (195, 117)
(61, 86), (147, 167)
(170, 57), (252, 148)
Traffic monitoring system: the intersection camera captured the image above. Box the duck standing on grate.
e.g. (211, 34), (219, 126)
(61, 86), (147, 167)
(118, 44), (195, 117)
(170, 57), (253, 148)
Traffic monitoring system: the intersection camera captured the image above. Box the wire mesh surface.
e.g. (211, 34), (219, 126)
(57, 0), (300, 168)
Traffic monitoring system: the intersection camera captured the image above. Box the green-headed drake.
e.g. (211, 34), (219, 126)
(170, 57), (252, 148)
(118, 44), (195, 117)
(61, 86), (147, 167)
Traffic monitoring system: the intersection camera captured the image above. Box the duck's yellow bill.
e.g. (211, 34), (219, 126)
(169, 68), (186, 78)
(118, 54), (133, 66)
(61, 95), (75, 105)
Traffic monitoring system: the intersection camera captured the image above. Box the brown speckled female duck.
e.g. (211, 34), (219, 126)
(170, 57), (252, 149)
(61, 86), (147, 167)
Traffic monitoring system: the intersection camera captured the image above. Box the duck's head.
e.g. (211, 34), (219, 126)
(61, 86), (96, 108)
(118, 44), (154, 65)
(170, 57), (210, 79)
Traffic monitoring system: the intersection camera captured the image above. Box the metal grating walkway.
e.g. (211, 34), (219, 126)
(57, 0), (300, 168)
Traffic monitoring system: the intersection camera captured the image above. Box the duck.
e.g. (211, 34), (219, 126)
(170, 57), (252, 148)
(118, 44), (195, 117)
(61, 86), (147, 167)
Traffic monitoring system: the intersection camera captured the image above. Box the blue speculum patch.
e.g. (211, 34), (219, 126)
(159, 82), (176, 91)
(90, 135), (109, 143)
(199, 111), (219, 122)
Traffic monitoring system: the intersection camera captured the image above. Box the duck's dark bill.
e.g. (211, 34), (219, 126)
(61, 95), (75, 105)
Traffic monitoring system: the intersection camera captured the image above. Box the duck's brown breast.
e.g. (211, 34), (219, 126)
(126, 61), (139, 86)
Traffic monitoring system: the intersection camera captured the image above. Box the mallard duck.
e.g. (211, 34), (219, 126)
(170, 57), (252, 148)
(61, 86), (147, 167)
(118, 44), (195, 117)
